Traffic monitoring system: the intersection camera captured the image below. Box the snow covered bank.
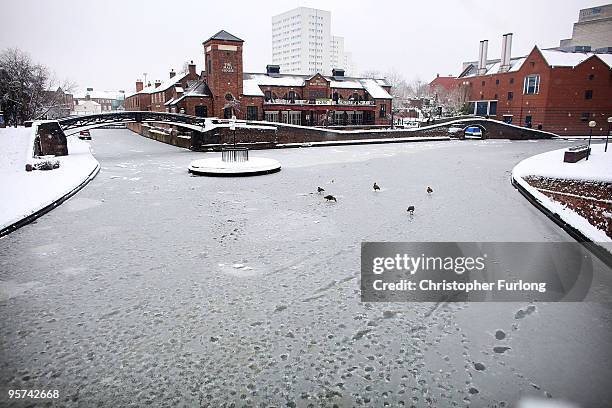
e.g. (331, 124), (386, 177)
(0, 127), (100, 234)
(512, 143), (611, 244)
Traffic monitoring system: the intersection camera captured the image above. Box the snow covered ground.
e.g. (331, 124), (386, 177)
(0, 127), (100, 232)
(513, 143), (612, 243)
(1, 130), (611, 407)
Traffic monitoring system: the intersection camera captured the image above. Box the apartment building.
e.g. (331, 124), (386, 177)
(271, 7), (353, 75)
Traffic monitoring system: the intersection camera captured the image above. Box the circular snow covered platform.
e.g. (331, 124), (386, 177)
(188, 157), (281, 177)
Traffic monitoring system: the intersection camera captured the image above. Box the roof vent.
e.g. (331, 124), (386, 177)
(86, 87), (94, 92)
(266, 64), (280, 76)
(332, 68), (345, 78)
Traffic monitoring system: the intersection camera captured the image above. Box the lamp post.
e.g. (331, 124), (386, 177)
(606, 116), (611, 153)
(587, 120), (596, 160)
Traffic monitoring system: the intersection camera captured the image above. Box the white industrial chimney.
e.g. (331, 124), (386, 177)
(500, 33), (513, 72)
(478, 40), (489, 75)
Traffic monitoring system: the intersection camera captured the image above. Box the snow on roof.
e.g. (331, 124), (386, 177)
(460, 47), (612, 79)
(539, 48), (612, 69)
(243, 73), (306, 87)
(596, 53), (612, 68)
(75, 99), (100, 106)
(175, 87), (184, 93)
(164, 98), (175, 106)
(460, 57), (526, 77)
(244, 73), (393, 99)
(243, 78), (264, 96)
(360, 78), (392, 99)
(184, 81), (209, 97)
(74, 90), (125, 100)
(138, 72), (189, 95)
(329, 79), (363, 89)
(539, 49), (596, 67)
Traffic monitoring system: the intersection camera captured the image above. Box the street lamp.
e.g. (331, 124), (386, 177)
(606, 116), (611, 153)
(587, 120), (596, 160)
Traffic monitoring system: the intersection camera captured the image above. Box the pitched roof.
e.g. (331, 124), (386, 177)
(429, 76), (457, 90)
(538, 47), (612, 68)
(458, 46), (612, 79)
(242, 73), (393, 99)
(205, 30), (243, 43)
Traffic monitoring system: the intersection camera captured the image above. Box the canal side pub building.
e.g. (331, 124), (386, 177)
(125, 30), (393, 127)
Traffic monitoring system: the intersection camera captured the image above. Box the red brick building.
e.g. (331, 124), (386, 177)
(125, 30), (392, 127)
(457, 35), (612, 135)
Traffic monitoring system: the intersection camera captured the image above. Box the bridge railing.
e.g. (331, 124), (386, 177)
(57, 111), (208, 131)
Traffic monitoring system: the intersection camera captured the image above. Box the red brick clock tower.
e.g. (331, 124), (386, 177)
(203, 30), (244, 119)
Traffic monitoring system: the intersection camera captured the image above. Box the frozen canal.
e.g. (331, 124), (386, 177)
(1, 129), (611, 407)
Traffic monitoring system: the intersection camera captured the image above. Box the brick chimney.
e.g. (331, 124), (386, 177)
(170, 69), (176, 79)
(188, 61), (197, 78)
(136, 79), (143, 92)
(154, 80), (162, 88)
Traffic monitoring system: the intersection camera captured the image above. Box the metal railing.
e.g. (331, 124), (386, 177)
(264, 99), (376, 106)
(221, 147), (249, 162)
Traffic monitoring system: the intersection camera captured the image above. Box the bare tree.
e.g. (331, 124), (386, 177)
(383, 70), (410, 109)
(0, 48), (74, 124)
(360, 69), (381, 79)
(406, 78), (430, 99)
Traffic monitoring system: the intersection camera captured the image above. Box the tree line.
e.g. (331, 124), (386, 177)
(362, 69), (469, 118)
(0, 48), (75, 126)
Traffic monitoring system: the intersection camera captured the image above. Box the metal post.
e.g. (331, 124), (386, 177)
(606, 117), (611, 153)
(230, 114), (237, 148)
(587, 120), (596, 160)
(587, 128), (592, 160)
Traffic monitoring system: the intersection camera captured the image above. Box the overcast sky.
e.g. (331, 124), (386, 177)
(0, 0), (603, 93)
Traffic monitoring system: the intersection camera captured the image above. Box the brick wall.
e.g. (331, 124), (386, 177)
(464, 47), (612, 135)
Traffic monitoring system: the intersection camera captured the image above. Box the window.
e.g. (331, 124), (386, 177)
(265, 111), (279, 122)
(195, 105), (207, 117)
(489, 101), (497, 116)
(581, 112), (590, 122)
(525, 115), (532, 127)
(495, 79), (499, 85)
(588, 74), (594, 80)
(481, 81), (485, 86)
(379, 104), (386, 118)
(523, 75), (540, 94)
(208, 58), (212, 73)
(509, 78), (514, 84)
(476, 101), (488, 115)
(247, 106), (258, 121)
(264, 90), (272, 101)
(507, 91), (513, 100)
(585, 90), (593, 100)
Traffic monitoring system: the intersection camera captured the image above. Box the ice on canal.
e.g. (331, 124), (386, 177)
(1, 129), (611, 407)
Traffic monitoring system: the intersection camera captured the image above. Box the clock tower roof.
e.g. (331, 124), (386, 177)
(204, 30), (244, 45)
